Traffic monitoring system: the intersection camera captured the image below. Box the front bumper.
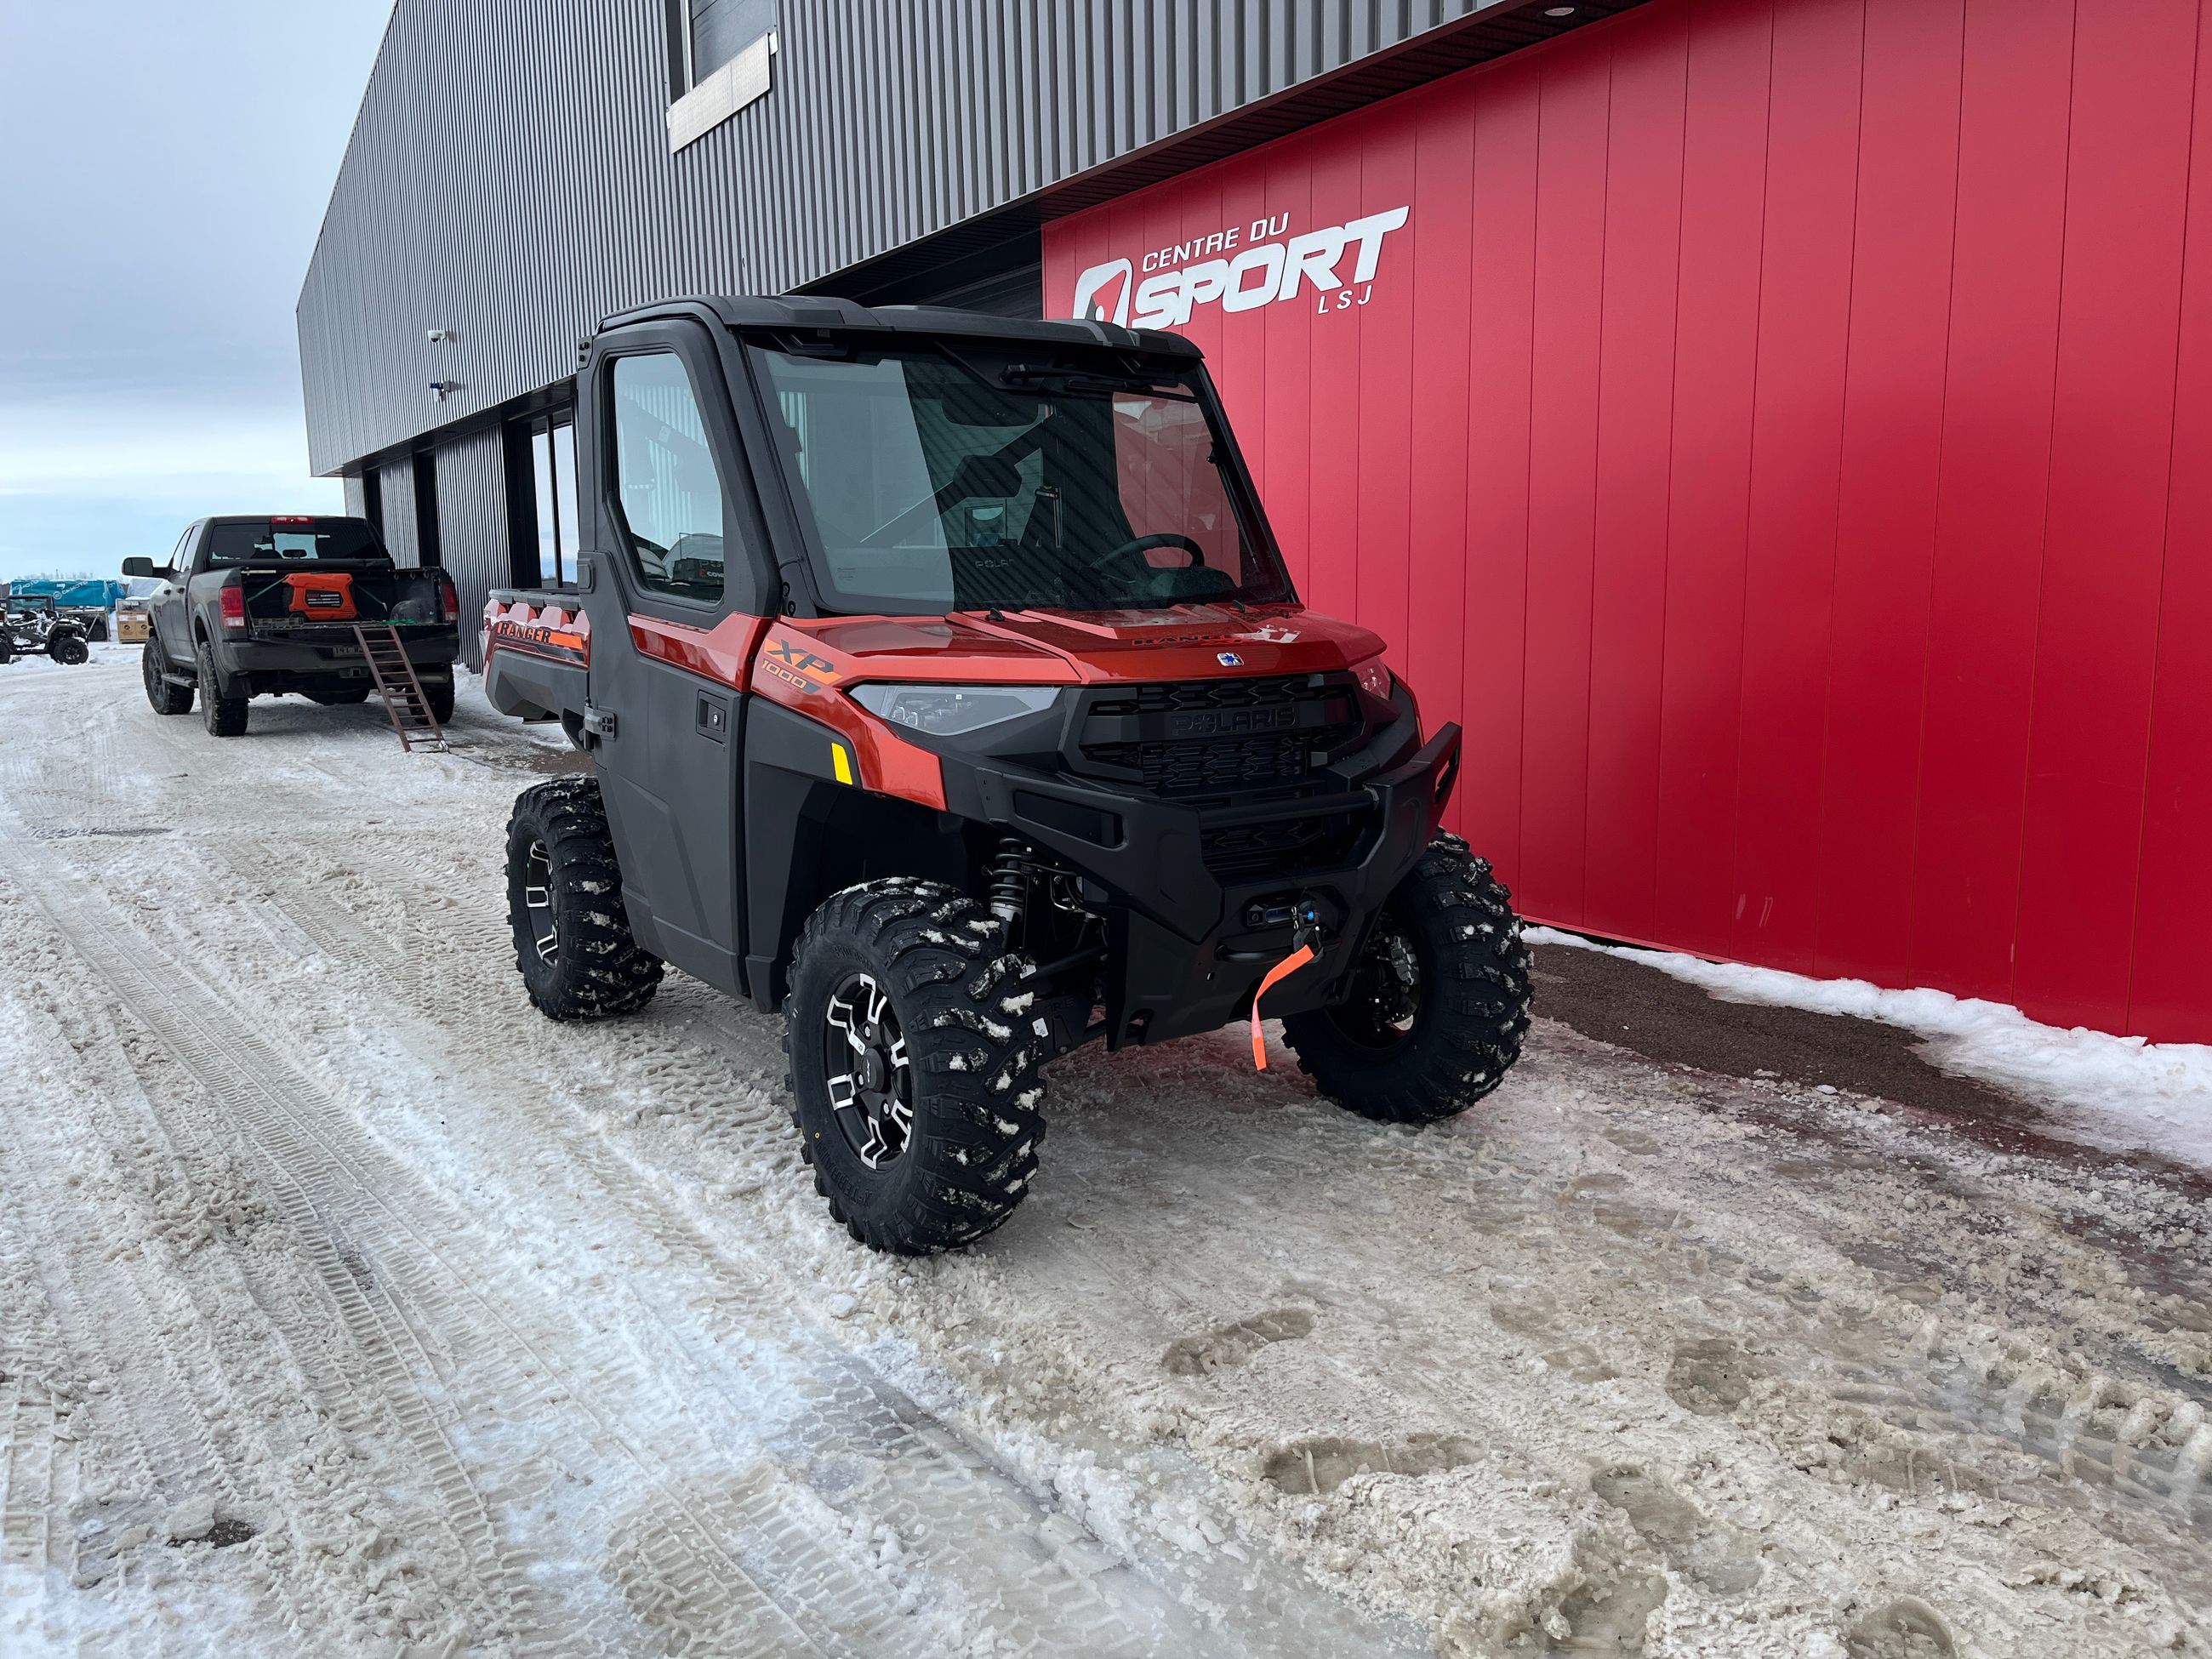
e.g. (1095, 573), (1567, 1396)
(940, 722), (1462, 1046)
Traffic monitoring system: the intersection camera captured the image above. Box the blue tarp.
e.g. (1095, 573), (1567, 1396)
(10, 579), (125, 608)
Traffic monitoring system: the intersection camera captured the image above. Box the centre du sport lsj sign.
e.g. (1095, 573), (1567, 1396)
(1072, 207), (1410, 331)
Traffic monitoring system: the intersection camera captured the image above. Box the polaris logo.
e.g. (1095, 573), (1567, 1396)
(1169, 706), (1296, 738)
(1072, 206), (1410, 332)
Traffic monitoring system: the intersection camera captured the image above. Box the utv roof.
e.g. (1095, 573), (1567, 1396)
(598, 295), (1204, 362)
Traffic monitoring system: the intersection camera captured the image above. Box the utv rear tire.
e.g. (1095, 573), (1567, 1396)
(48, 631), (89, 666)
(505, 775), (662, 1020)
(1283, 834), (1531, 1124)
(784, 880), (1046, 1254)
(143, 635), (193, 713)
(196, 642), (248, 736)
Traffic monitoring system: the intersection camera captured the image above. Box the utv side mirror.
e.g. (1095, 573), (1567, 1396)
(122, 557), (157, 579)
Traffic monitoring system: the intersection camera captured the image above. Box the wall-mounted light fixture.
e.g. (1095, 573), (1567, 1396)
(430, 380), (458, 402)
(426, 328), (454, 344)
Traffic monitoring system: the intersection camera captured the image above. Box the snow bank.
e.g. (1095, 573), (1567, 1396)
(1529, 926), (2212, 1168)
(0, 641), (140, 676)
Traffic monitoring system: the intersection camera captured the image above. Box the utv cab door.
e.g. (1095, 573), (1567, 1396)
(576, 319), (772, 997)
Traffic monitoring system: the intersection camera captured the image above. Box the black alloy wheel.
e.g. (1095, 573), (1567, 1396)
(822, 972), (914, 1169)
(784, 879), (1047, 1253)
(520, 835), (559, 966)
(143, 633), (193, 712)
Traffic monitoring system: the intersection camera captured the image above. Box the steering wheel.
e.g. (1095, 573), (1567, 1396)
(1086, 533), (1207, 577)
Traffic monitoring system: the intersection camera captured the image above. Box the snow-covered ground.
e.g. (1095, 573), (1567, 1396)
(1, 657), (2206, 1657)
(1530, 930), (2212, 1171)
(0, 639), (138, 676)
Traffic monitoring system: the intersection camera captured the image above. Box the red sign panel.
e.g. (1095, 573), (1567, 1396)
(1045, 0), (2212, 1043)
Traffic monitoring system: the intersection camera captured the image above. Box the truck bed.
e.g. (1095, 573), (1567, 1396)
(237, 564), (450, 640)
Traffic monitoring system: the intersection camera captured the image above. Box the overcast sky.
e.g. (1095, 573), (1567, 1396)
(0, 2), (392, 583)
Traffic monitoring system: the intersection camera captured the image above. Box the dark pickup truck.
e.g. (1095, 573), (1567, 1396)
(125, 516), (459, 737)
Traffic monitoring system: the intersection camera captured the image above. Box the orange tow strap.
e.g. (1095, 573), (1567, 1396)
(1249, 944), (1317, 1069)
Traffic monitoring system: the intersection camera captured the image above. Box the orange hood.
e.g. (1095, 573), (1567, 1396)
(789, 605), (1388, 687)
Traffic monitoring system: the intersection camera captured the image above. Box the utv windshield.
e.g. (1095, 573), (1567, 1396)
(747, 341), (1296, 614)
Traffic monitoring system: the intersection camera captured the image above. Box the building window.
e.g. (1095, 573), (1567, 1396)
(412, 449), (442, 569)
(529, 414), (581, 586)
(685, 0), (775, 84)
(665, 0), (777, 151)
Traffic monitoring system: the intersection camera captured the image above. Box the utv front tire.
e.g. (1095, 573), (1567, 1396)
(784, 881), (1046, 1254)
(143, 636), (193, 714)
(196, 642), (248, 736)
(1284, 834), (1531, 1124)
(505, 776), (663, 1020)
(48, 631), (89, 666)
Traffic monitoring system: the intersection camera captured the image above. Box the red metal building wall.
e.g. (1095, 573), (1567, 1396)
(1043, 0), (2212, 1044)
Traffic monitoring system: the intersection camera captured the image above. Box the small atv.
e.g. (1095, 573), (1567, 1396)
(483, 298), (1532, 1253)
(0, 595), (90, 665)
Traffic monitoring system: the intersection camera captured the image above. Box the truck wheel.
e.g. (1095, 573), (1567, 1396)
(505, 776), (663, 1020)
(784, 880), (1046, 1254)
(1283, 834), (1531, 1124)
(48, 632), (89, 666)
(196, 642), (248, 736)
(424, 676), (455, 725)
(142, 635), (194, 713)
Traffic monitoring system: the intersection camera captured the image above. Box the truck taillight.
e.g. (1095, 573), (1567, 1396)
(219, 585), (247, 630)
(439, 577), (459, 623)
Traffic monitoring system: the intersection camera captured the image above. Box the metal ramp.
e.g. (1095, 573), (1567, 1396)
(350, 624), (448, 751)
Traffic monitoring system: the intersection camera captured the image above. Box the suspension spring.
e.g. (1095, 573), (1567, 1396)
(988, 836), (1032, 933)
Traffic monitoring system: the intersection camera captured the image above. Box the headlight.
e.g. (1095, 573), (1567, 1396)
(1352, 655), (1394, 701)
(852, 682), (1061, 737)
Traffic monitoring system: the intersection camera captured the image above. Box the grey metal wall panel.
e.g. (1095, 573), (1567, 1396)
(431, 427), (509, 669)
(343, 475), (368, 520)
(299, 0), (1592, 476)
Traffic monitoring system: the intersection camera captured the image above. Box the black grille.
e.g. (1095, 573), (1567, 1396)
(1200, 812), (1372, 882)
(1078, 673), (1361, 798)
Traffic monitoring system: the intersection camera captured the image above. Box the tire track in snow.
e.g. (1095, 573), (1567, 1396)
(2, 822), (961, 1656)
(6, 693), (947, 1653)
(0, 933), (554, 1651)
(0, 1232), (67, 1592)
(0, 834), (555, 1655)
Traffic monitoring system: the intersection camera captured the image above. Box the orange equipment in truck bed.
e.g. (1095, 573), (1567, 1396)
(282, 571), (357, 621)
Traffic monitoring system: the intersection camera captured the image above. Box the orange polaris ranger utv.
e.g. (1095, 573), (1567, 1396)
(484, 299), (1531, 1253)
